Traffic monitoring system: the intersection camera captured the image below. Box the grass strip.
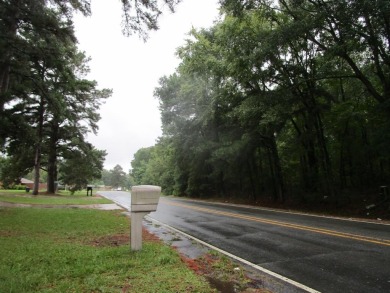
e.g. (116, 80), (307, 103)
(0, 208), (213, 292)
(0, 193), (112, 205)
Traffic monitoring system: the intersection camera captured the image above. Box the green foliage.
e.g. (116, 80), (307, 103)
(108, 164), (127, 189)
(100, 165), (132, 190)
(0, 157), (24, 188)
(1, 0), (186, 195)
(131, 147), (154, 185)
(0, 0), (111, 194)
(130, 139), (175, 194)
(59, 145), (106, 193)
(8, 185), (25, 191)
(120, 0), (183, 40)
(138, 0), (390, 206)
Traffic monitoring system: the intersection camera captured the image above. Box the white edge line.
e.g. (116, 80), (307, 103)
(145, 215), (321, 293)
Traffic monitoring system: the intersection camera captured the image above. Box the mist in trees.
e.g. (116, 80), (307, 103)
(132, 0), (390, 207)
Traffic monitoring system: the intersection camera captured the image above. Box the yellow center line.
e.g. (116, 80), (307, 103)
(163, 200), (390, 247)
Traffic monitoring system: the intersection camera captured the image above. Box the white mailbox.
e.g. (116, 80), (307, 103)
(130, 185), (161, 251)
(131, 185), (161, 212)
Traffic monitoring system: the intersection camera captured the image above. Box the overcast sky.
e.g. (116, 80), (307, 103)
(73, 0), (220, 171)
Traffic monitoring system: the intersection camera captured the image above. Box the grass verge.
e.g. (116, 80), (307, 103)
(57, 190), (100, 197)
(0, 192), (112, 205)
(0, 207), (213, 292)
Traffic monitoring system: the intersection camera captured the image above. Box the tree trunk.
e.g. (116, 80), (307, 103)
(47, 153), (57, 194)
(268, 135), (285, 202)
(33, 146), (41, 196)
(305, 137), (319, 191)
(339, 119), (356, 189)
(247, 158), (257, 201)
(47, 121), (59, 194)
(255, 147), (265, 194)
(0, 1), (19, 112)
(314, 112), (335, 197)
(33, 97), (45, 195)
(0, 64), (11, 112)
(360, 125), (375, 186)
(291, 117), (319, 191)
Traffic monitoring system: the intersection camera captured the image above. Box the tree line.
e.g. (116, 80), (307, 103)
(0, 0), (181, 194)
(131, 0), (390, 206)
(100, 164), (132, 190)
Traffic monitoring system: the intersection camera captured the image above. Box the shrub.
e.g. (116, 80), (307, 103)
(11, 185), (26, 190)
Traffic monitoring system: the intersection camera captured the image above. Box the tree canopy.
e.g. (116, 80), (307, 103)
(0, 0), (180, 193)
(131, 0), (390, 209)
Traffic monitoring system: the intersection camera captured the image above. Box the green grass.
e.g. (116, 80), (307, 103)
(0, 207), (213, 292)
(57, 190), (100, 197)
(0, 192), (112, 205)
(0, 189), (29, 194)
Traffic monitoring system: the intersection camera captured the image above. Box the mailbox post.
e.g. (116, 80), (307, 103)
(130, 185), (161, 251)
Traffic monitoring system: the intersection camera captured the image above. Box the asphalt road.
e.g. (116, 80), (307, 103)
(99, 191), (390, 293)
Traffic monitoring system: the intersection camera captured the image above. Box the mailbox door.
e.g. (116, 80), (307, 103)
(131, 185), (161, 212)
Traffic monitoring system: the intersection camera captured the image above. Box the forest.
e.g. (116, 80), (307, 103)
(131, 0), (390, 213)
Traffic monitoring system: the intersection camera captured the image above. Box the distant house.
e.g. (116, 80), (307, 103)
(20, 178), (47, 190)
(20, 178), (34, 189)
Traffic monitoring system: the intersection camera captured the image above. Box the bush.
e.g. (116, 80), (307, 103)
(11, 185), (26, 190)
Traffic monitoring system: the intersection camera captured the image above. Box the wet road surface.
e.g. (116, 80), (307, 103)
(99, 191), (390, 293)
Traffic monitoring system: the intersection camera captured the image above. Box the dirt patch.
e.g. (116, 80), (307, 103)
(0, 230), (19, 237)
(0, 201), (31, 208)
(179, 253), (271, 293)
(142, 227), (161, 243)
(89, 234), (129, 247)
(89, 229), (161, 247)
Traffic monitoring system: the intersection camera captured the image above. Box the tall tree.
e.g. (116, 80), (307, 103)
(130, 147), (154, 185)
(59, 143), (106, 194)
(0, 1), (110, 194)
(109, 164), (127, 189)
(130, 138), (176, 194)
(44, 49), (111, 194)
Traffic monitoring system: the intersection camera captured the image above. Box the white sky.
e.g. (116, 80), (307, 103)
(73, 0), (220, 172)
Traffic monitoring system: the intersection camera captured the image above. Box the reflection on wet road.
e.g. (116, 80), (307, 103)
(150, 197), (390, 293)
